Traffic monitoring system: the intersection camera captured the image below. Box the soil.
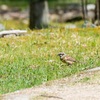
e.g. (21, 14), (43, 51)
(1, 68), (100, 100)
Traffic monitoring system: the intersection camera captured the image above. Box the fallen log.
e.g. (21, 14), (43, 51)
(0, 30), (27, 37)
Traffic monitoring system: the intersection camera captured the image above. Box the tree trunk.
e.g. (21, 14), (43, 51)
(29, 0), (49, 29)
(81, 0), (87, 21)
(96, 0), (100, 25)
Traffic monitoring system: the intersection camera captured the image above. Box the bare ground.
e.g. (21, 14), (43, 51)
(1, 68), (100, 100)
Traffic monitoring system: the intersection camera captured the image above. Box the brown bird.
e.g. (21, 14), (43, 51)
(58, 52), (76, 65)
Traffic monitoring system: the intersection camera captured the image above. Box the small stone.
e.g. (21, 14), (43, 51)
(0, 24), (5, 31)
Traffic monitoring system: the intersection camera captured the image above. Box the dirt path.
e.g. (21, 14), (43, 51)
(1, 69), (100, 100)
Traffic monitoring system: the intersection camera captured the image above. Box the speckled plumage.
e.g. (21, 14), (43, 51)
(58, 52), (76, 65)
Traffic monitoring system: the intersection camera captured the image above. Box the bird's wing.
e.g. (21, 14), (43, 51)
(62, 55), (76, 62)
(67, 56), (76, 62)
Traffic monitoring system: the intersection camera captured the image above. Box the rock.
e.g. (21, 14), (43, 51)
(61, 11), (82, 22)
(9, 12), (21, 20)
(0, 24), (5, 31)
(49, 13), (60, 22)
(87, 4), (95, 11)
(2, 13), (12, 20)
(0, 5), (9, 14)
(0, 5), (9, 12)
(0, 6), (29, 20)
(10, 7), (21, 12)
(19, 12), (28, 19)
(49, 3), (82, 22)
(87, 10), (95, 21)
(87, 4), (96, 22)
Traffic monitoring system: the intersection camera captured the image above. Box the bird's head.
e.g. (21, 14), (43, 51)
(58, 52), (66, 58)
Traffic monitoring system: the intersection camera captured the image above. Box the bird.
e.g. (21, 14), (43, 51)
(58, 52), (76, 65)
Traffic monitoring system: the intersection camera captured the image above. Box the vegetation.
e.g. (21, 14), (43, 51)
(0, 20), (100, 94)
(0, 0), (28, 9)
(0, 0), (95, 9)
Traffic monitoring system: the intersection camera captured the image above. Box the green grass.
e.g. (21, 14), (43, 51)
(0, 1), (28, 10)
(0, 20), (100, 94)
(0, 0), (95, 10)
